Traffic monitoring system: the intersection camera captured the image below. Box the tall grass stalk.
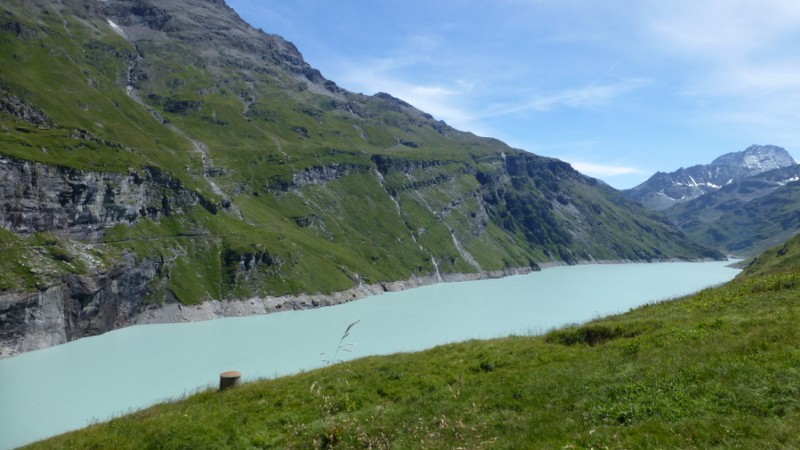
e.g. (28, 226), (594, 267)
(321, 320), (360, 365)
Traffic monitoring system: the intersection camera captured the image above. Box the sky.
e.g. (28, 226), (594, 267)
(225, 0), (800, 189)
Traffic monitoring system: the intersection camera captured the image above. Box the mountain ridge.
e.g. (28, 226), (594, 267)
(0, 0), (720, 357)
(623, 145), (796, 211)
(665, 174), (800, 256)
(622, 144), (800, 256)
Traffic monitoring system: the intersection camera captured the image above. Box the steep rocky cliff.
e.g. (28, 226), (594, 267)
(0, 0), (721, 357)
(0, 155), (217, 357)
(1, 254), (160, 357)
(0, 157), (207, 240)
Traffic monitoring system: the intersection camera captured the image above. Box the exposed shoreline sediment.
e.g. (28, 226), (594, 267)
(133, 257), (712, 325)
(134, 266), (536, 325)
(1, 257), (725, 358)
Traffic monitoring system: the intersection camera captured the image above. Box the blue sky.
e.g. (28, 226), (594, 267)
(225, 0), (800, 189)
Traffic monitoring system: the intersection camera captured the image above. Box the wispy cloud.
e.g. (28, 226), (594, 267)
(644, 0), (800, 146)
(568, 161), (647, 177)
(647, 1), (800, 60)
(483, 79), (649, 117)
(334, 57), (487, 133)
(336, 54), (648, 138)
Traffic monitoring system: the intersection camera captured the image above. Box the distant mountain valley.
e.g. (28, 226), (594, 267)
(623, 145), (800, 256)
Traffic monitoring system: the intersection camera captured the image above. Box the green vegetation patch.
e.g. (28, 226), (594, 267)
(740, 233), (800, 279)
(544, 323), (643, 346)
(0, 229), (114, 292)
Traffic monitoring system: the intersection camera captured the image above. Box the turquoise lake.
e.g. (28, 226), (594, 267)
(0, 260), (739, 449)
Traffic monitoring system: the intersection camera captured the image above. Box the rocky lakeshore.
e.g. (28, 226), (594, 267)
(2, 251), (728, 359)
(0, 266), (534, 359)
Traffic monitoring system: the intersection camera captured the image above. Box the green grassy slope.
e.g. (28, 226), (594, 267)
(739, 232), (800, 279)
(667, 179), (800, 257)
(28, 253), (800, 449)
(0, 1), (199, 182)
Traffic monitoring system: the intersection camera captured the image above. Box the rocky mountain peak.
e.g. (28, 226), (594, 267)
(623, 144), (797, 210)
(711, 145), (795, 172)
(100, 0), (337, 93)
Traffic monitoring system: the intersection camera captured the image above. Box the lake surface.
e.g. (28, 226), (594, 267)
(0, 260), (738, 449)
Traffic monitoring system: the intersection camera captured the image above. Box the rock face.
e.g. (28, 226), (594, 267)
(0, 157), (204, 241)
(0, 90), (51, 126)
(0, 156), (208, 357)
(623, 145), (797, 210)
(0, 255), (161, 358)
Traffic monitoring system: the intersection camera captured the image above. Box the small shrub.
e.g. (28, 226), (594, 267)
(46, 245), (73, 262)
(545, 324), (639, 346)
(478, 361), (495, 372)
(624, 339), (641, 356)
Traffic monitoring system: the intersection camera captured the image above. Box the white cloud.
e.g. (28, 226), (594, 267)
(334, 57), (488, 133)
(641, 0), (800, 151)
(484, 79), (649, 117)
(337, 70), (647, 140)
(568, 161), (647, 177)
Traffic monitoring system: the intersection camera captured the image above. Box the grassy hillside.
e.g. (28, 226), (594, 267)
(0, 0), (718, 310)
(739, 232), (800, 278)
(28, 254), (800, 449)
(667, 178), (800, 257)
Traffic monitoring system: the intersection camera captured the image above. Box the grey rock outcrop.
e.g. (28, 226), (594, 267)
(0, 157), (202, 241)
(0, 90), (51, 126)
(0, 255), (162, 358)
(0, 286), (68, 356)
(0, 156), (209, 357)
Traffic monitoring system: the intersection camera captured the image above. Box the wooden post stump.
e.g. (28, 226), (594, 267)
(219, 371), (241, 391)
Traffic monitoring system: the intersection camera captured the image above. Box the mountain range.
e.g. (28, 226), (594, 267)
(0, 0), (720, 356)
(622, 145), (797, 210)
(623, 145), (800, 256)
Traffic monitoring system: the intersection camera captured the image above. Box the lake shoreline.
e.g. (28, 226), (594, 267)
(0, 257), (724, 359)
(133, 266), (536, 325)
(133, 257), (719, 326)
